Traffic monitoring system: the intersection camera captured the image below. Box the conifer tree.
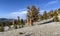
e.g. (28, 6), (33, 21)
(0, 22), (3, 26)
(57, 8), (60, 14)
(27, 6), (40, 26)
(48, 10), (54, 18)
(53, 10), (59, 22)
(20, 19), (25, 27)
(53, 10), (58, 16)
(38, 14), (44, 20)
(6, 21), (11, 28)
(21, 19), (25, 25)
(0, 22), (4, 32)
(17, 16), (21, 25)
(27, 6), (39, 25)
(43, 11), (48, 19)
(53, 16), (59, 22)
(14, 20), (18, 29)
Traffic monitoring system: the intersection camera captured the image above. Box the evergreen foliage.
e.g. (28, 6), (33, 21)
(53, 10), (58, 16)
(14, 20), (18, 29)
(57, 8), (60, 14)
(27, 5), (39, 24)
(6, 21), (11, 28)
(48, 10), (54, 18)
(17, 16), (21, 25)
(53, 16), (59, 22)
(43, 11), (48, 19)
(20, 19), (25, 25)
(0, 22), (4, 32)
(38, 14), (44, 20)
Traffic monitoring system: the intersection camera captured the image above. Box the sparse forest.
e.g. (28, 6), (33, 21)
(26, 6), (60, 26)
(0, 5), (60, 31)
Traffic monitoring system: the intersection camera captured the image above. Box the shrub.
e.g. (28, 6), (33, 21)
(19, 32), (24, 34)
(53, 16), (59, 22)
(14, 25), (18, 29)
(0, 26), (4, 32)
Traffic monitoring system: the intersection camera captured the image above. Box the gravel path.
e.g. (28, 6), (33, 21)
(0, 22), (60, 36)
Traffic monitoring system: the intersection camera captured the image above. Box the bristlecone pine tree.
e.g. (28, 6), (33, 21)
(53, 10), (58, 16)
(38, 14), (44, 20)
(0, 22), (4, 32)
(27, 6), (39, 25)
(20, 19), (25, 27)
(57, 8), (60, 14)
(53, 10), (59, 22)
(53, 16), (59, 22)
(6, 21), (11, 28)
(14, 20), (18, 29)
(48, 10), (54, 18)
(43, 11), (48, 19)
(17, 16), (21, 26)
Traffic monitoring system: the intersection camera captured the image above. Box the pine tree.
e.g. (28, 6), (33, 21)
(21, 19), (25, 25)
(43, 11), (48, 19)
(17, 16), (21, 25)
(27, 5), (39, 26)
(53, 16), (59, 22)
(57, 8), (60, 14)
(0, 22), (4, 32)
(31, 6), (39, 21)
(53, 10), (59, 22)
(14, 20), (18, 29)
(0, 22), (3, 26)
(6, 21), (11, 28)
(53, 10), (58, 16)
(38, 14), (44, 20)
(20, 19), (25, 27)
(48, 10), (54, 18)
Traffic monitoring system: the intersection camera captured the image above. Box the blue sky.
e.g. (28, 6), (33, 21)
(0, 0), (60, 19)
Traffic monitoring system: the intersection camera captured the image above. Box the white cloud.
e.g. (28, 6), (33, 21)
(10, 10), (27, 19)
(11, 10), (27, 15)
(40, 10), (45, 14)
(46, 1), (57, 6)
(11, 10), (45, 19)
(40, 10), (44, 12)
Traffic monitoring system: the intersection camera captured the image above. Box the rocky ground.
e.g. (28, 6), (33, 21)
(0, 22), (60, 36)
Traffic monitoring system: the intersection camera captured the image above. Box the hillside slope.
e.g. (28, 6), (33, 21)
(0, 22), (60, 36)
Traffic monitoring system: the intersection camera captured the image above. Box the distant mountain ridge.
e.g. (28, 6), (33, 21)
(0, 18), (15, 22)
